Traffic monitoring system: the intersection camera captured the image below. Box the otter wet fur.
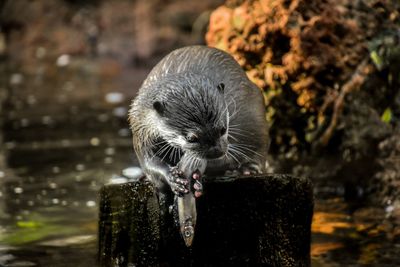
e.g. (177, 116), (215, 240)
(128, 45), (269, 246)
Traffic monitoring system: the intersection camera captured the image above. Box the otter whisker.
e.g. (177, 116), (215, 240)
(228, 109), (239, 121)
(173, 146), (181, 164)
(233, 143), (258, 148)
(228, 133), (239, 142)
(190, 156), (197, 171)
(229, 144), (251, 158)
(229, 110), (240, 121)
(233, 143), (264, 158)
(229, 127), (255, 135)
(192, 156), (200, 170)
(173, 147), (179, 164)
(228, 145), (253, 162)
(226, 148), (240, 165)
(160, 144), (173, 162)
(169, 145), (177, 162)
(171, 146), (176, 163)
(216, 100), (230, 126)
(228, 130), (251, 138)
(228, 124), (254, 131)
(186, 154), (194, 171)
(165, 144), (176, 162)
(187, 154), (200, 173)
(187, 154), (203, 172)
(152, 142), (170, 159)
(227, 95), (239, 120)
(155, 142), (173, 160)
(151, 139), (168, 146)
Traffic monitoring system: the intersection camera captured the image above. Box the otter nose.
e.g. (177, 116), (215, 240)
(206, 146), (224, 159)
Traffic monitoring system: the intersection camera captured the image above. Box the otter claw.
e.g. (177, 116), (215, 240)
(193, 181), (202, 191)
(170, 167), (181, 176)
(171, 185), (189, 196)
(192, 171), (203, 198)
(169, 168), (204, 197)
(177, 187), (189, 193)
(240, 163), (262, 176)
(176, 178), (188, 185)
(169, 167), (190, 196)
(192, 171), (200, 180)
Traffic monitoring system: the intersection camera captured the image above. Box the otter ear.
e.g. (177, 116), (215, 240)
(153, 101), (165, 115)
(217, 83), (225, 93)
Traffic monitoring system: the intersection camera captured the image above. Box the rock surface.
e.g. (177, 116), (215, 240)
(205, 0), (400, 216)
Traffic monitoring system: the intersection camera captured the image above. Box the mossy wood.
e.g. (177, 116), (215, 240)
(98, 174), (313, 266)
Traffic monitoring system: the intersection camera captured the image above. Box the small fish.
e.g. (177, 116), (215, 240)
(177, 193), (196, 246)
(176, 154), (206, 247)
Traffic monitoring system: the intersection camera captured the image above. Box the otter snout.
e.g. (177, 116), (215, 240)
(206, 146), (224, 159)
(206, 139), (228, 159)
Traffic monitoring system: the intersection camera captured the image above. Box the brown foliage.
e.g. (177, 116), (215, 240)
(206, 0), (399, 150)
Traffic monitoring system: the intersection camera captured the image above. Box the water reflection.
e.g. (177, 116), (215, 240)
(312, 196), (400, 266)
(1, 15), (399, 267)
(0, 51), (138, 265)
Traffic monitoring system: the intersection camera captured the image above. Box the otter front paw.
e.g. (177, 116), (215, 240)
(168, 167), (189, 196)
(239, 163), (262, 176)
(192, 170), (203, 198)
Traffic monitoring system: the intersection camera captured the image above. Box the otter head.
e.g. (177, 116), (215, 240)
(152, 74), (229, 160)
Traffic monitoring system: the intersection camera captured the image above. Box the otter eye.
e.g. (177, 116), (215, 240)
(220, 127), (227, 136)
(186, 133), (199, 143)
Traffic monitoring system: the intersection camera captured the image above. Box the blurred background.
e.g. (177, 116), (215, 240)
(0, 0), (399, 266)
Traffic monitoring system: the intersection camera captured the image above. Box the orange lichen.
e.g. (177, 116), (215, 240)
(206, 0), (399, 150)
(207, 0), (372, 110)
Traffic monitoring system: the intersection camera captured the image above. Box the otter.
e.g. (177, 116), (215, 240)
(129, 45), (269, 245)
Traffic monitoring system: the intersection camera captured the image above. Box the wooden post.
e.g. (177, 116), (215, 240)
(98, 174), (313, 267)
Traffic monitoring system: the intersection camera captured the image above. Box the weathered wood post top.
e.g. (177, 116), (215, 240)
(98, 174), (313, 267)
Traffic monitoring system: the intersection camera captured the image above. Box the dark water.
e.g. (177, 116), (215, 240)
(0, 59), (399, 266)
